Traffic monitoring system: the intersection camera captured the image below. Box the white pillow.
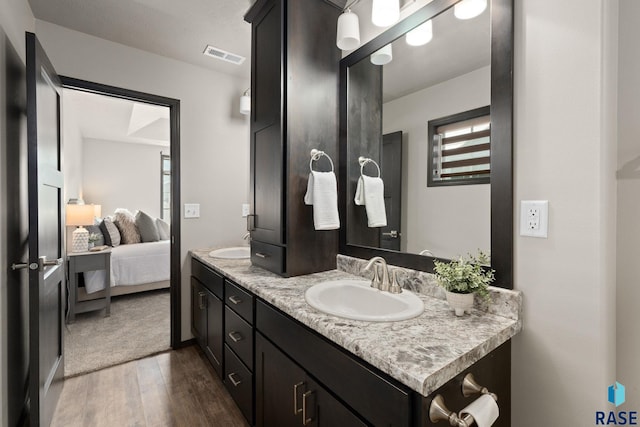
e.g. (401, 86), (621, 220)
(155, 217), (170, 240)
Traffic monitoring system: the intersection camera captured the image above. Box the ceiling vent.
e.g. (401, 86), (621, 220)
(203, 45), (246, 65)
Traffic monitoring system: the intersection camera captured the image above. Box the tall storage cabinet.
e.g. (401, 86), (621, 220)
(245, 0), (341, 277)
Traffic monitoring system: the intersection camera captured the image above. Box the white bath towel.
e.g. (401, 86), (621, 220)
(354, 175), (387, 227)
(304, 171), (340, 230)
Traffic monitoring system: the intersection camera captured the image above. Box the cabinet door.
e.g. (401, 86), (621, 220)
(256, 333), (365, 427)
(206, 290), (223, 378)
(191, 277), (206, 349)
(250, 0), (284, 246)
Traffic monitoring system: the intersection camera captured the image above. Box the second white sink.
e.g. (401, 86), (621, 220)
(305, 279), (424, 322)
(208, 247), (250, 259)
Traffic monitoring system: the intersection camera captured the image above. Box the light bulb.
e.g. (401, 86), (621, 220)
(372, 0), (400, 27)
(405, 20), (433, 46)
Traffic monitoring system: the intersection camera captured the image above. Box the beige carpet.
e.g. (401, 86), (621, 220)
(64, 289), (171, 377)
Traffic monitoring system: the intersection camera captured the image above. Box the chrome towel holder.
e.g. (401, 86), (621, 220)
(429, 373), (498, 427)
(310, 149), (335, 172)
(358, 156), (381, 178)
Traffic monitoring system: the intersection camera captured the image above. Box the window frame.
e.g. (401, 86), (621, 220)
(427, 105), (491, 187)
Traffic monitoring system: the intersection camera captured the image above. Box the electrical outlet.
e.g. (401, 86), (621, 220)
(520, 200), (548, 238)
(184, 203), (200, 219)
(242, 203), (250, 217)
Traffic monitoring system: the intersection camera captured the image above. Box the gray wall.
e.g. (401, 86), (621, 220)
(34, 19), (251, 341)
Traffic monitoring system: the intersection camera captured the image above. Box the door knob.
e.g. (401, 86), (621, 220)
(37, 256), (63, 271)
(382, 230), (399, 238)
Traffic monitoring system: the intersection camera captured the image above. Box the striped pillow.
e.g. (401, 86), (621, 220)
(99, 218), (121, 247)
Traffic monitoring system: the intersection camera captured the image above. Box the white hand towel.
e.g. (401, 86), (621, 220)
(304, 171), (340, 230)
(354, 175), (387, 227)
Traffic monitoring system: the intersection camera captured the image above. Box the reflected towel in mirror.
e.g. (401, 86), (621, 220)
(304, 171), (340, 230)
(354, 175), (387, 227)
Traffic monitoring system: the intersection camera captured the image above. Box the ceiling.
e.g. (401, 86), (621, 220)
(28, 0), (255, 78)
(64, 89), (170, 146)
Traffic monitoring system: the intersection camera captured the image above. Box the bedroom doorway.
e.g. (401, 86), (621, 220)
(60, 77), (181, 376)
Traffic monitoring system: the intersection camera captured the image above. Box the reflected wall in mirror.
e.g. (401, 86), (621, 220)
(339, 0), (513, 287)
(347, 1), (490, 260)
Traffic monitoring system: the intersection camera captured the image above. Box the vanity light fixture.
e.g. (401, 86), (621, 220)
(240, 89), (251, 115)
(405, 19), (433, 46)
(453, 0), (487, 20)
(370, 44), (393, 65)
(372, 0), (400, 27)
(336, 7), (361, 51)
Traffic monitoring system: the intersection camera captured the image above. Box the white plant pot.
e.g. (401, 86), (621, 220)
(445, 291), (474, 316)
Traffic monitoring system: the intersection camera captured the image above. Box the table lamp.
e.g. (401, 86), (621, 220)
(66, 203), (96, 252)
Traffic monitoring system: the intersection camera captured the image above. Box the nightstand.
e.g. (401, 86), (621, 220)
(67, 249), (111, 323)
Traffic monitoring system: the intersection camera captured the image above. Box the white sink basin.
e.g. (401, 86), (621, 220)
(305, 279), (424, 322)
(208, 247), (250, 259)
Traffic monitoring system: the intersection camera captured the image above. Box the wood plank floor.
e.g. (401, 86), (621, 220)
(51, 345), (248, 427)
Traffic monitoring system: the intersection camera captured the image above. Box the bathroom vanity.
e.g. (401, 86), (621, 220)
(190, 250), (521, 426)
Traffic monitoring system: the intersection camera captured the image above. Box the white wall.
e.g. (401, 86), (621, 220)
(383, 66), (490, 258)
(34, 20), (251, 341)
(82, 137), (168, 218)
(0, 1), (34, 424)
(62, 93), (84, 201)
(617, 0), (639, 407)
(512, 0), (617, 425)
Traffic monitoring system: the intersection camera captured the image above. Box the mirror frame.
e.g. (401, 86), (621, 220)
(338, 0), (513, 288)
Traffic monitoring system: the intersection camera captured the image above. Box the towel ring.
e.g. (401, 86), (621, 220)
(310, 149), (335, 172)
(358, 156), (381, 178)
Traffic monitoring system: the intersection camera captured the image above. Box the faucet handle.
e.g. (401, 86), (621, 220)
(370, 265), (381, 290)
(388, 270), (403, 294)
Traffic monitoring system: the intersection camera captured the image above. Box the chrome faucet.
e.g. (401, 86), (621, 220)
(363, 257), (402, 294)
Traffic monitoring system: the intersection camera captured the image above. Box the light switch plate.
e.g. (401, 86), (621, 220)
(520, 200), (548, 238)
(242, 203), (250, 217)
(184, 203), (200, 219)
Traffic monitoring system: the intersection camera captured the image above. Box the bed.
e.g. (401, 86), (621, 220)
(80, 240), (170, 301)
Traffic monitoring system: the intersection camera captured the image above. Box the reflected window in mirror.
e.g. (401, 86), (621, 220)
(427, 106), (491, 187)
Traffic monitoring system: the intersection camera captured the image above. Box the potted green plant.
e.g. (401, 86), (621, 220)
(433, 251), (494, 316)
(88, 233), (101, 249)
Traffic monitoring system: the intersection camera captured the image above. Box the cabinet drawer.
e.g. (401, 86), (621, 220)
(257, 301), (411, 427)
(70, 253), (109, 272)
(225, 280), (254, 324)
(191, 258), (223, 298)
(250, 241), (285, 275)
(225, 345), (254, 425)
(225, 307), (253, 368)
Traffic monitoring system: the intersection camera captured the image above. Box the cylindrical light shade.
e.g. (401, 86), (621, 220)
(336, 10), (360, 51)
(370, 44), (393, 66)
(371, 0), (400, 27)
(66, 204), (95, 226)
(454, 0), (487, 20)
(240, 94), (251, 115)
(406, 20), (433, 46)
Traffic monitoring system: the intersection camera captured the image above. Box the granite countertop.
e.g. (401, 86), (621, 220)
(190, 249), (522, 397)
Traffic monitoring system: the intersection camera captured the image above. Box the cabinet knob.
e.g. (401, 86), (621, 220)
(302, 390), (315, 425)
(293, 382), (305, 415)
(227, 372), (242, 387)
(228, 331), (243, 343)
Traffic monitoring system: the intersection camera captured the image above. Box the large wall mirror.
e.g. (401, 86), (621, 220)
(338, 0), (513, 287)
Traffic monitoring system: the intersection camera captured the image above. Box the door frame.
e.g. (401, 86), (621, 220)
(58, 76), (182, 348)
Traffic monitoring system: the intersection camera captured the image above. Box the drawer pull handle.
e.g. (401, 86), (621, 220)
(302, 390), (315, 425)
(198, 292), (206, 310)
(255, 252), (269, 258)
(293, 382), (305, 415)
(228, 331), (243, 343)
(228, 295), (243, 305)
(228, 372), (242, 387)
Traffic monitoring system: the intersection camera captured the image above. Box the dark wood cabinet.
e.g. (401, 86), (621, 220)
(245, 0), (341, 277)
(255, 333), (366, 427)
(191, 260), (224, 378)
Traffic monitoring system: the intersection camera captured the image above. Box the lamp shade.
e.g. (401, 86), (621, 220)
(240, 94), (251, 115)
(406, 20), (433, 46)
(336, 9), (360, 51)
(93, 204), (102, 219)
(66, 204), (95, 226)
(370, 44), (393, 66)
(372, 0), (400, 27)
(454, 0), (487, 20)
